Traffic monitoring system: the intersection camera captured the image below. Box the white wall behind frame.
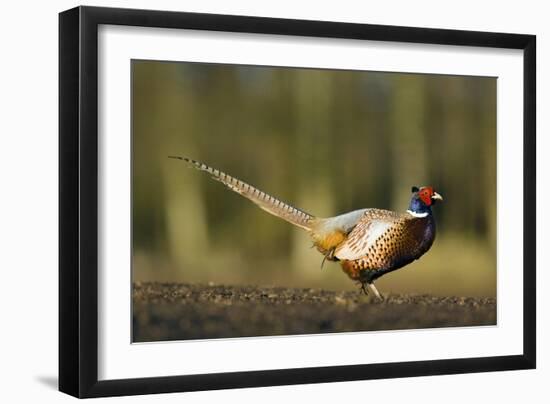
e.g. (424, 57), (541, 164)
(0, 1), (546, 404)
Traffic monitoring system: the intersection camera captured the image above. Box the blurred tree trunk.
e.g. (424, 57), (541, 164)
(133, 62), (211, 278)
(290, 70), (336, 276)
(390, 75), (428, 211)
(481, 79), (497, 249)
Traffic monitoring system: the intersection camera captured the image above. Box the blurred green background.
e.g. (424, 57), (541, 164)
(132, 60), (496, 297)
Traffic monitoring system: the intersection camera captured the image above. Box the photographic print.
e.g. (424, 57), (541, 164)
(131, 60), (497, 342)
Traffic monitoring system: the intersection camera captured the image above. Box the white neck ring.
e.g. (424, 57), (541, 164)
(407, 209), (429, 218)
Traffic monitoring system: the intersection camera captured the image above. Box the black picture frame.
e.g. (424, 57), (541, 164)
(59, 5), (536, 398)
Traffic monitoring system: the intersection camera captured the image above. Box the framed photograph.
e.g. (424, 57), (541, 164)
(59, 6), (536, 398)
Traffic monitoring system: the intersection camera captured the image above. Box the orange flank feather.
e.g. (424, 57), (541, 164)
(311, 230), (347, 255)
(340, 260), (362, 281)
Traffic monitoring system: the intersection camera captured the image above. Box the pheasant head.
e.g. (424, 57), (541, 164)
(407, 186), (443, 217)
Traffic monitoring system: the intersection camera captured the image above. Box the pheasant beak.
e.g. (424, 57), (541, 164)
(431, 192), (443, 202)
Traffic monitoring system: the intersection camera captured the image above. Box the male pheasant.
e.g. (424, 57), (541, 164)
(169, 156), (443, 299)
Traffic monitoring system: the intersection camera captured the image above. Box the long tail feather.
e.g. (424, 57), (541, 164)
(169, 155), (316, 231)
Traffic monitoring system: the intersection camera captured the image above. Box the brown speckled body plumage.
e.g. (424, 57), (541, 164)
(333, 209), (436, 283)
(171, 156), (442, 298)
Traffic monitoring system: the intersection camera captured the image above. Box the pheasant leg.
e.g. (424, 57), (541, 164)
(320, 247), (336, 269)
(357, 270), (384, 301)
(359, 282), (369, 295)
(368, 282), (384, 301)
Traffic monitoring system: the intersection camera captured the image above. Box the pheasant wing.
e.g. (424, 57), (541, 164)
(334, 209), (399, 261)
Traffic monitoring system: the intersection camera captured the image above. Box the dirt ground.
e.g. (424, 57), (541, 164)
(132, 282), (496, 342)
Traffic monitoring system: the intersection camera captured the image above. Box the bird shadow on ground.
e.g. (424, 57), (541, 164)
(35, 375), (58, 390)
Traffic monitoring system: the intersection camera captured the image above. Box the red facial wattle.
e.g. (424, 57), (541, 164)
(419, 187), (434, 206)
